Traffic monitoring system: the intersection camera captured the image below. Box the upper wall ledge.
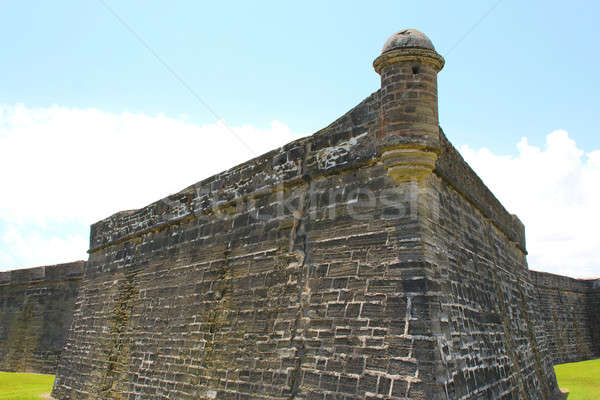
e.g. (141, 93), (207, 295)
(0, 261), (85, 285)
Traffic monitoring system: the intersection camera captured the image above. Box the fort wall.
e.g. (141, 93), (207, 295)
(530, 270), (600, 364)
(0, 261), (84, 374)
(589, 280), (600, 356)
(416, 134), (558, 398)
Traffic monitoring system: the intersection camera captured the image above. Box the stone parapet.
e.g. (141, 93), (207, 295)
(435, 130), (527, 252)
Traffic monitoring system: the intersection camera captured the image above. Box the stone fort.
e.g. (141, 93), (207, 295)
(1, 29), (598, 399)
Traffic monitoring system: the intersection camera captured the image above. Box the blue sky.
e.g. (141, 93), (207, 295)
(2, 0), (598, 152)
(1, 0), (599, 277)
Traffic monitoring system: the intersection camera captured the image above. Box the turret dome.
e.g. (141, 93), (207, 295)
(381, 29), (435, 53)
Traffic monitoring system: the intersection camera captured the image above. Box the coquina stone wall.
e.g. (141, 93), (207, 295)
(0, 261), (84, 374)
(530, 270), (600, 364)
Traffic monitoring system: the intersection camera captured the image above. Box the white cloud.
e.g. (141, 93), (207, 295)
(0, 226), (88, 268)
(0, 104), (298, 270)
(460, 130), (600, 279)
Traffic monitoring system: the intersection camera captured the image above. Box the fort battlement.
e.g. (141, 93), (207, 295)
(0, 261), (83, 285)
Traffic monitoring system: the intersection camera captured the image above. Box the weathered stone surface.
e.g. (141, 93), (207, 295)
(420, 166), (559, 399)
(589, 281), (600, 356)
(530, 270), (600, 364)
(0, 261), (84, 374)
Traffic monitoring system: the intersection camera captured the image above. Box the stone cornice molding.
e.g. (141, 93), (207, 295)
(373, 48), (445, 74)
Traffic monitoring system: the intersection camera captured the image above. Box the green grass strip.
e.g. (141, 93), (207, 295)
(0, 372), (55, 400)
(555, 358), (600, 400)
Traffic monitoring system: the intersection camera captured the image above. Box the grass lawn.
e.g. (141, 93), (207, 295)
(555, 358), (600, 399)
(0, 372), (54, 400)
